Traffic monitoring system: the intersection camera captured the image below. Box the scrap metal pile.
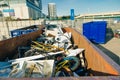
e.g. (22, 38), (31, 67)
(0, 24), (88, 78)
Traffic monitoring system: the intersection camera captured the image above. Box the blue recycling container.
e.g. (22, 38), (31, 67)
(21, 29), (34, 35)
(83, 22), (91, 40)
(10, 30), (22, 37)
(83, 21), (107, 44)
(10, 25), (38, 37)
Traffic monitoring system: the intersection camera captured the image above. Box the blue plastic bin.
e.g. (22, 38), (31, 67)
(83, 21), (107, 44)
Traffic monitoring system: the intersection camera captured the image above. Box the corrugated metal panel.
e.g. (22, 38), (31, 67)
(92, 21), (107, 43)
(83, 21), (107, 43)
(83, 22), (91, 40)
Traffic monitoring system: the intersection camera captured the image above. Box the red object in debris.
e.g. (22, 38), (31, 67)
(114, 33), (120, 38)
(114, 29), (120, 38)
(57, 56), (63, 61)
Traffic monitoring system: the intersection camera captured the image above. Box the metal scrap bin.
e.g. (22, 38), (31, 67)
(0, 25), (120, 79)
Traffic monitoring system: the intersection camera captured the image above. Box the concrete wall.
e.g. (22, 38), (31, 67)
(0, 19), (44, 40)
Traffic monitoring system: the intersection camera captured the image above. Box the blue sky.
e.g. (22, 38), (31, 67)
(42, 0), (120, 16)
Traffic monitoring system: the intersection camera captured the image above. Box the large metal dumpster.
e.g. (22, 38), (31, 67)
(83, 21), (107, 43)
(0, 25), (120, 79)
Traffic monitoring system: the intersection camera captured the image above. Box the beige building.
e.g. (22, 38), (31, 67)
(0, 0), (42, 19)
(48, 3), (57, 20)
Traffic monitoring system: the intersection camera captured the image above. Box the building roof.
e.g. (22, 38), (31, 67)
(75, 11), (120, 19)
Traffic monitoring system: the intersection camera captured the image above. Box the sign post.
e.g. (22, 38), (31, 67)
(70, 9), (74, 28)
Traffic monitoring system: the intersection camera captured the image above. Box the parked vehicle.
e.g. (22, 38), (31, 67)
(114, 29), (120, 38)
